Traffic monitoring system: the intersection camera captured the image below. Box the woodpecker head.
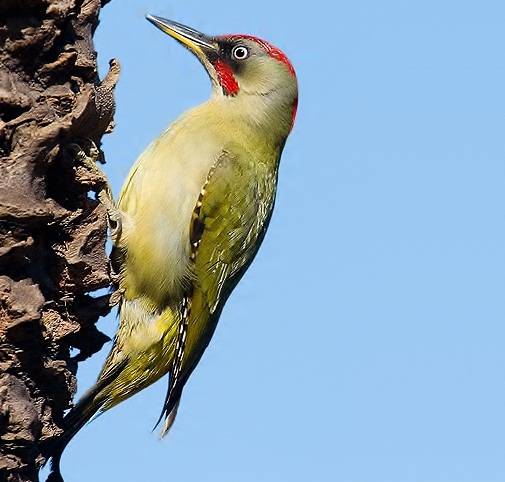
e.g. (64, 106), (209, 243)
(147, 15), (298, 133)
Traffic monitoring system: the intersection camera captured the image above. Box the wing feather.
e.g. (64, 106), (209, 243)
(160, 145), (278, 433)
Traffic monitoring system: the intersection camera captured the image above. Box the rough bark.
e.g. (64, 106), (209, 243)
(0, 1), (118, 480)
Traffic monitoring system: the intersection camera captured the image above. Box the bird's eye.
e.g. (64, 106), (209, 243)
(232, 45), (249, 60)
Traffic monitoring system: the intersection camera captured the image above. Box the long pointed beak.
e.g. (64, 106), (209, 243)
(146, 15), (218, 57)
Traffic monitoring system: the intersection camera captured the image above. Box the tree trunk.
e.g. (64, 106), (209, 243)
(0, 1), (118, 480)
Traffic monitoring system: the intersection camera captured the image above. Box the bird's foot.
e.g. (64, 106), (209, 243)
(67, 138), (122, 241)
(109, 287), (125, 306)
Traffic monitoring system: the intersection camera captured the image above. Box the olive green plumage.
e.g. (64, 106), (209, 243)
(47, 15), (297, 481)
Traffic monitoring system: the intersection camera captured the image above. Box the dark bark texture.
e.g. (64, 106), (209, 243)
(0, 1), (118, 480)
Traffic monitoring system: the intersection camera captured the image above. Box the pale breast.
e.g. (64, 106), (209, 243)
(116, 108), (225, 310)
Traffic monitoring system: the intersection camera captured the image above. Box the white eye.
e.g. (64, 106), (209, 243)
(232, 45), (249, 60)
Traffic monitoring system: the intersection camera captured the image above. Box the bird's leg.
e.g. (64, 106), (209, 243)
(67, 139), (123, 302)
(67, 139), (122, 243)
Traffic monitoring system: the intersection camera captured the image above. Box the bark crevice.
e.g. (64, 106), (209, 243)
(0, 1), (117, 480)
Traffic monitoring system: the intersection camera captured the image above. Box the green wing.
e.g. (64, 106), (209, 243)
(195, 152), (267, 310)
(186, 146), (277, 370)
(159, 145), (279, 434)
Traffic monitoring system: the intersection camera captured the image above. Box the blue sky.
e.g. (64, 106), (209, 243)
(45, 1), (505, 481)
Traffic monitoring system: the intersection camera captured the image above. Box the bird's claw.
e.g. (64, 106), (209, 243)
(109, 287), (125, 307)
(67, 138), (122, 242)
(96, 190), (122, 242)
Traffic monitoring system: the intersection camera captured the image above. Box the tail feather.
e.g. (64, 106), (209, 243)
(154, 377), (184, 437)
(44, 358), (127, 481)
(45, 391), (102, 482)
(160, 399), (181, 437)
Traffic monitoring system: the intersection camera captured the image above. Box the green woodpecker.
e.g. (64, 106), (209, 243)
(48, 14), (297, 480)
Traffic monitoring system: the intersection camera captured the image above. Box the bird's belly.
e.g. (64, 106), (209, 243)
(117, 128), (221, 310)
